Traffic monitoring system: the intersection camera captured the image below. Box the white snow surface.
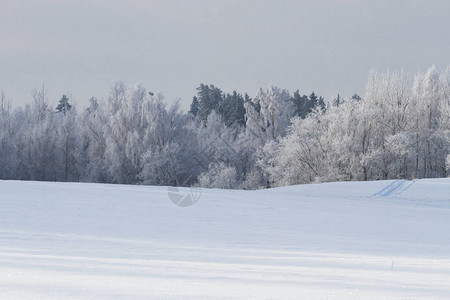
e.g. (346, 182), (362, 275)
(0, 178), (449, 299)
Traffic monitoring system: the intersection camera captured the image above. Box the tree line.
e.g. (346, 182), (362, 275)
(0, 66), (448, 189)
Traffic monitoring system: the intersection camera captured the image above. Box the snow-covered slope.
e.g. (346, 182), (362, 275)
(0, 179), (449, 299)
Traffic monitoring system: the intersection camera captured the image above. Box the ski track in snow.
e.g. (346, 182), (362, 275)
(0, 178), (449, 299)
(372, 179), (414, 197)
(375, 179), (421, 198)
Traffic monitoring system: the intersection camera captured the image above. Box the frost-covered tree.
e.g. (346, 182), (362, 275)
(245, 85), (294, 144)
(261, 106), (357, 186)
(79, 97), (110, 182)
(140, 143), (182, 185)
(362, 70), (416, 179)
(260, 66), (449, 187)
(18, 86), (58, 181)
(102, 82), (137, 183)
(413, 66), (449, 178)
(191, 111), (251, 184)
(0, 91), (16, 179)
(139, 93), (188, 185)
(55, 106), (80, 181)
(198, 162), (239, 189)
(0, 68), (447, 188)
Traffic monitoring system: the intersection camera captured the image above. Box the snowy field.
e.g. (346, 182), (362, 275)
(0, 178), (449, 299)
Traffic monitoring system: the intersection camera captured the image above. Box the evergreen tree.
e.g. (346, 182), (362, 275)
(290, 90), (309, 118)
(232, 91), (246, 127)
(196, 84), (223, 125)
(56, 95), (72, 115)
(218, 91), (246, 127)
(189, 96), (199, 117)
(290, 90), (325, 118)
(332, 94), (342, 107)
(0, 66), (447, 188)
(308, 92), (326, 111)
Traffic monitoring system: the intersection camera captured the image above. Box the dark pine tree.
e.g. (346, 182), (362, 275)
(308, 92), (326, 113)
(218, 91), (246, 127)
(231, 91), (246, 127)
(56, 95), (72, 115)
(290, 90), (309, 118)
(189, 96), (199, 117)
(196, 84), (223, 125)
(332, 94), (342, 107)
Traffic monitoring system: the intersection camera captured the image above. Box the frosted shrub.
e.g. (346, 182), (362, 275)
(198, 162), (239, 189)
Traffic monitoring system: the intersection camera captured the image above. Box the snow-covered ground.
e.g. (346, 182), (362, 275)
(0, 178), (449, 299)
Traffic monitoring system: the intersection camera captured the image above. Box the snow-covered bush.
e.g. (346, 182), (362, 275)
(198, 162), (239, 189)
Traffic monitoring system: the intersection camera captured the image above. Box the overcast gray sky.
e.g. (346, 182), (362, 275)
(1, 0), (449, 109)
